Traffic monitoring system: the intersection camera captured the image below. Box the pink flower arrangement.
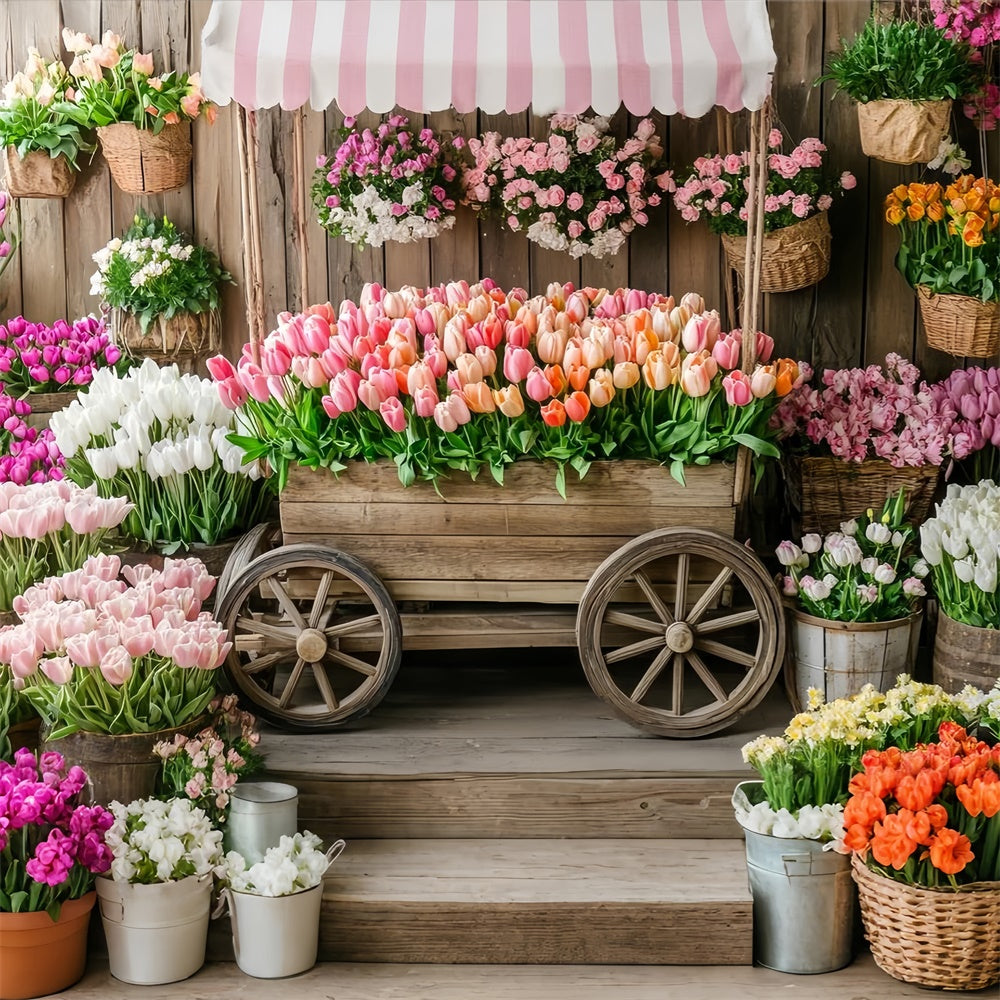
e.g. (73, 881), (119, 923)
(0, 390), (63, 485)
(673, 132), (856, 236)
(933, 365), (1000, 481)
(312, 113), (464, 247)
(0, 748), (113, 917)
(208, 279), (801, 492)
(462, 115), (674, 259)
(774, 353), (957, 468)
(3, 554), (231, 738)
(0, 315), (122, 396)
(931, 0), (1000, 47)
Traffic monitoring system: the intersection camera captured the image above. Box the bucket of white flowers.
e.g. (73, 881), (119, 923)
(215, 832), (346, 979)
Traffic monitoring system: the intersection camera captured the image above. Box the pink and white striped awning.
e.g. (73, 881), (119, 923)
(201, 0), (775, 117)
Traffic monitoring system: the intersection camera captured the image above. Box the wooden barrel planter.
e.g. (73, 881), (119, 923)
(4, 146), (75, 199)
(933, 610), (1000, 694)
(856, 99), (951, 165)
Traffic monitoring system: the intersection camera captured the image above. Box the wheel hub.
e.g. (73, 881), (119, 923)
(295, 628), (329, 663)
(664, 621), (694, 653)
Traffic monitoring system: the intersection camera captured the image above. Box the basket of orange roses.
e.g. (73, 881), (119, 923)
(844, 721), (1000, 990)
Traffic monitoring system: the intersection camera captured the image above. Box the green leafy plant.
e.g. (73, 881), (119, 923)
(90, 212), (232, 332)
(819, 17), (982, 102)
(0, 47), (94, 169)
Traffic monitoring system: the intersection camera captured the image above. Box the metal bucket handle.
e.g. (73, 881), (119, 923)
(324, 839), (346, 871)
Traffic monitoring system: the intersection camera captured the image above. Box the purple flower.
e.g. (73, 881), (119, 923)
(26, 829), (76, 886)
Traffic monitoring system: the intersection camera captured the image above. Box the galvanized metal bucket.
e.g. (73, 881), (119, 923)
(225, 782), (298, 864)
(734, 783), (855, 974)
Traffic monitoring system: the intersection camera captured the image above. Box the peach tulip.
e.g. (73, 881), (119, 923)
(632, 327), (659, 365)
(588, 369), (615, 407)
(544, 364), (568, 396)
(613, 361), (640, 389)
(750, 365), (777, 399)
(680, 291), (705, 314)
(537, 328), (569, 365)
(463, 381), (496, 413)
(566, 363), (591, 392)
(433, 400), (458, 433)
(643, 350), (675, 390)
(680, 355), (713, 397)
(494, 384), (525, 418)
(474, 344), (497, 376)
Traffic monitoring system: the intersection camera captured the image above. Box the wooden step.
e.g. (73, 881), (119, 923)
(318, 838), (752, 965)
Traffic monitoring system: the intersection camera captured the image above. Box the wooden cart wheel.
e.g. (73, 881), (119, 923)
(215, 521), (281, 605)
(576, 527), (784, 737)
(216, 544), (403, 730)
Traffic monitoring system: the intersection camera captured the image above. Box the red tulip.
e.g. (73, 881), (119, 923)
(540, 399), (567, 427)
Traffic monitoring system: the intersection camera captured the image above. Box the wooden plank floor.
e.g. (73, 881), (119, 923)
(64, 956), (989, 998)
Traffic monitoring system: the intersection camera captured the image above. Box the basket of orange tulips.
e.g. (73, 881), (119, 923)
(844, 721), (1000, 990)
(885, 176), (1000, 357)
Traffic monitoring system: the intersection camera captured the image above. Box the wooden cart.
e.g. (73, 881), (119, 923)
(216, 458), (784, 738)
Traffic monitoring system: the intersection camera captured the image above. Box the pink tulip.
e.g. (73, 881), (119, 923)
(755, 332), (775, 364)
(262, 341), (292, 376)
(237, 363), (271, 402)
(379, 397), (407, 432)
(118, 618), (157, 657)
(413, 385), (439, 418)
(330, 369), (361, 412)
(206, 355), (236, 382)
(368, 368), (399, 399)
(723, 370), (753, 406)
(433, 401), (458, 433)
(357, 379), (384, 411)
(321, 395), (342, 419)
(217, 378), (248, 409)
(524, 367), (551, 402)
(445, 392), (471, 426)
(414, 308), (437, 336)
(98, 645), (132, 686)
(9, 633), (43, 679)
(682, 312), (721, 353)
(40, 655), (73, 685)
(565, 291), (589, 324)
(424, 348), (448, 379)
(503, 346), (534, 383)
(712, 333), (741, 370)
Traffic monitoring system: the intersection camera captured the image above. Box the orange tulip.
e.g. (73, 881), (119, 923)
(632, 326), (659, 365)
(773, 358), (799, 397)
(906, 202), (925, 222)
(871, 813), (918, 870)
(927, 827), (974, 876)
(927, 201), (946, 222)
(540, 398), (566, 427)
(885, 204), (905, 225)
(566, 363), (591, 392)
(544, 364), (567, 397)
(462, 381), (495, 413)
(843, 790), (886, 832)
(564, 390), (591, 423)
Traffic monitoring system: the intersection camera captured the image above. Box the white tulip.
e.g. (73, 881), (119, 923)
(954, 558), (976, 584)
(192, 428), (214, 471)
(866, 522), (891, 545)
(975, 558), (998, 595)
(86, 446), (119, 479)
(941, 528), (970, 560)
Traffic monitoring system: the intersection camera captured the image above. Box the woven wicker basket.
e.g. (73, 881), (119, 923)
(96, 122), (191, 194)
(917, 285), (1000, 358)
(852, 854), (1000, 990)
(112, 308), (218, 369)
(721, 212), (830, 294)
(4, 146), (75, 198)
(786, 455), (940, 536)
(856, 99), (951, 165)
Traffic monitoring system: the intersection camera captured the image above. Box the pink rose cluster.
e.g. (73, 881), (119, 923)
(0, 314), (120, 393)
(0, 747), (113, 896)
(461, 114), (675, 259)
(774, 353), (957, 468)
(933, 365), (1000, 459)
(673, 132), (856, 236)
(0, 390), (63, 485)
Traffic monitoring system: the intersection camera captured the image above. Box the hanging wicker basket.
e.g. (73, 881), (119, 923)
(785, 455), (940, 536)
(96, 122), (192, 194)
(4, 146), (75, 198)
(852, 854), (1000, 991)
(917, 285), (1000, 358)
(112, 308), (219, 369)
(720, 212), (831, 294)
(856, 99), (952, 165)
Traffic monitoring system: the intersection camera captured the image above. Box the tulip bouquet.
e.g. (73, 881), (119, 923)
(844, 721), (1000, 887)
(672, 131), (856, 235)
(776, 491), (928, 623)
(0, 748), (113, 917)
(0, 46), (95, 171)
(312, 113), (464, 248)
(219, 831), (337, 897)
(462, 115), (674, 259)
(933, 365), (1000, 483)
(154, 694), (262, 827)
(90, 212), (232, 335)
(60, 28), (214, 133)
(209, 280), (799, 494)
(920, 480), (1000, 628)
(0, 314), (122, 396)
(773, 353), (955, 468)
(3, 553), (231, 738)
(0, 479), (132, 612)
(885, 176), (1000, 302)
(50, 360), (270, 551)
(0, 391), (63, 485)
(738, 675), (984, 841)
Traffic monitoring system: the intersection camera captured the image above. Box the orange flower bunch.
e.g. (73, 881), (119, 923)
(884, 181), (947, 226)
(844, 721), (1000, 888)
(942, 174), (1000, 247)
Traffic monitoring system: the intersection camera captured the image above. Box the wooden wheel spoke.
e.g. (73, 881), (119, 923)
(686, 566), (734, 625)
(325, 613), (383, 639)
(309, 571), (336, 628)
(277, 657), (308, 708)
(266, 577), (308, 630)
(325, 648), (378, 676)
(243, 650), (292, 676)
(631, 569), (674, 625)
(630, 646), (674, 703)
(604, 634), (666, 665)
(674, 552), (690, 620)
(235, 617), (298, 644)
(311, 662), (340, 711)
(605, 610), (664, 635)
(671, 651), (684, 715)
(694, 638), (757, 669)
(316, 599), (339, 630)
(695, 608), (761, 636)
(685, 649), (729, 704)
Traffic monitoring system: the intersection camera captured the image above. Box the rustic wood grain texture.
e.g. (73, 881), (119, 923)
(383, 109), (433, 292)
(429, 107), (480, 287)
(284, 105), (328, 311)
(626, 111), (670, 296)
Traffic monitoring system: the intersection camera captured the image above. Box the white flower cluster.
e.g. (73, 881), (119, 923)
(49, 359), (260, 482)
(735, 800), (847, 846)
(220, 832), (334, 897)
(921, 481), (1000, 594)
(323, 184), (456, 248)
(106, 797), (223, 884)
(90, 235), (194, 297)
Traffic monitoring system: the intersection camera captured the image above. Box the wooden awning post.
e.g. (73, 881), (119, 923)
(291, 108), (310, 311)
(237, 106), (266, 367)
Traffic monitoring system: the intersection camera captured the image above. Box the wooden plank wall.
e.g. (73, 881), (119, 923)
(0, 0), (997, 382)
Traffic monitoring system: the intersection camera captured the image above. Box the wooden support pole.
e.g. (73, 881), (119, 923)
(291, 108), (310, 310)
(237, 106), (266, 367)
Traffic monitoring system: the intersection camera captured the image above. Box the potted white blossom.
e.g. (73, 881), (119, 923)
(216, 832), (346, 979)
(98, 797), (223, 985)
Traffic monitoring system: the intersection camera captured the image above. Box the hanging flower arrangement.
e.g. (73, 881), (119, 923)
(462, 115), (674, 259)
(311, 113), (465, 248)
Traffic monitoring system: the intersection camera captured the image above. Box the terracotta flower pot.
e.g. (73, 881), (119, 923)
(0, 892), (96, 1000)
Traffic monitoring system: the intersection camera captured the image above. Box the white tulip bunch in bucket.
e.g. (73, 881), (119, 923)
(49, 359), (271, 551)
(215, 832), (346, 979)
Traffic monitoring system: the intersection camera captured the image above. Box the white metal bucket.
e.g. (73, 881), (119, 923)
(96, 873), (212, 985)
(225, 781), (299, 864)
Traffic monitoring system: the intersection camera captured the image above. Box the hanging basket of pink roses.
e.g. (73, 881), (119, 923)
(673, 130), (856, 293)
